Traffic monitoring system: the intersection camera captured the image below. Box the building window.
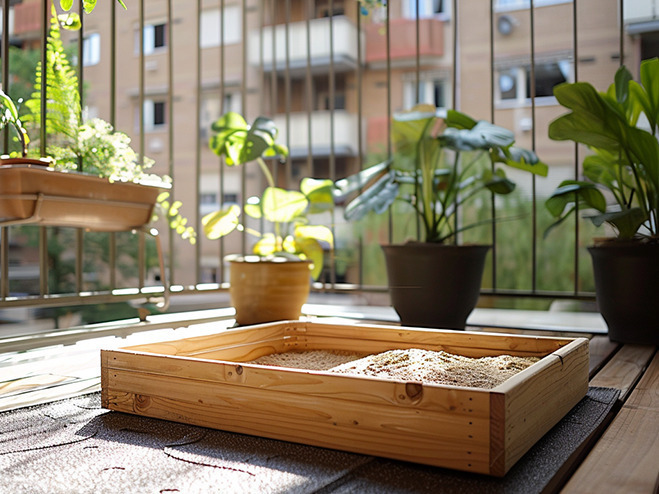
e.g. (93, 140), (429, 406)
(83, 33), (100, 66)
(403, 76), (448, 109)
(403, 0), (449, 18)
(317, 1), (346, 17)
(496, 0), (571, 11)
(135, 22), (167, 55)
(200, 6), (241, 48)
(496, 59), (571, 104)
(137, 99), (167, 131)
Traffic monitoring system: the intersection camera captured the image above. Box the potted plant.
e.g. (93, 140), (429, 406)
(203, 112), (334, 325)
(0, 13), (193, 240)
(334, 104), (547, 329)
(545, 58), (659, 345)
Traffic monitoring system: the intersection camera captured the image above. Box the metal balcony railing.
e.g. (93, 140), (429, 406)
(0, 0), (642, 330)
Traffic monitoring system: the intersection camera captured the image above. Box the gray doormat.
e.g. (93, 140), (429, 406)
(0, 387), (618, 494)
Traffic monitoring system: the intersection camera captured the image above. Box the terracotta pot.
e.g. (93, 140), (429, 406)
(382, 242), (490, 330)
(588, 241), (659, 345)
(0, 160), (167, 231)
(229, 257), (312, 326)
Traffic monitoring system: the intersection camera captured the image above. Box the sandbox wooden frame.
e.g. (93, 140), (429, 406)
(101, 320), (589, 476)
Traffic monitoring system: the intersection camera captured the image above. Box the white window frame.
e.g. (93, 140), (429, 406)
(82, 32), (101, 67)
(495, 58), (573, 107)
(200, 6), (242, 48)
(495, 0), (572, 12)
(138, 99), (167, 132)
(402, 72), (451, 110)
(402, 0), (450, 19)
(135, 22), (167, 55)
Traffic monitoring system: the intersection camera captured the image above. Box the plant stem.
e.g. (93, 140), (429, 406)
(257, 156), (282, 250)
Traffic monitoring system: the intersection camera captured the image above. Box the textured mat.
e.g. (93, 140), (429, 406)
(0, 387), (619, 494)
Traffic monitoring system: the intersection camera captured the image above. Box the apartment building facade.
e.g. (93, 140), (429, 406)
(4, 0), (651, 291)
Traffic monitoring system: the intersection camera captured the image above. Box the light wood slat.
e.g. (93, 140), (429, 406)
(562, 351), (659, 494)
(589, 344), (656, 402)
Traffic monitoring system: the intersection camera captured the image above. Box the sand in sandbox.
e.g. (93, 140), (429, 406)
(250, 348), (540, 389)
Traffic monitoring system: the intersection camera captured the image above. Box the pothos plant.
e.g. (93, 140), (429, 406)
(6, 12), (195, 243)
(334, 104), (548, 243)
(202, 112), (334, 280)
(546, 58), (659, 242)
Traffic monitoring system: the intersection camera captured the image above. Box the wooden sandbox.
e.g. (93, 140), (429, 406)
(101, 320), (589, 476)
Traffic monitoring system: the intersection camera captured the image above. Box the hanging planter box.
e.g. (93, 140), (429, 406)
(0, 160), (168, 231)
(101, 320), (589, 477)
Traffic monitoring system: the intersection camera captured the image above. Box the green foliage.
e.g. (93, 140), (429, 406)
(58, 0), (127, 15)
(204, 112), (333, 280)
(0, 89), (29, 156)
(23, 12), (81, 153)
(334, 104), (548, 244)
(546, 58), (659, 240)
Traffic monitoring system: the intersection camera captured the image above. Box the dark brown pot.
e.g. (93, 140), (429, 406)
(382, 243), (490, 330)
(230, 258), (312, 326)
(588, 241), (659, 345)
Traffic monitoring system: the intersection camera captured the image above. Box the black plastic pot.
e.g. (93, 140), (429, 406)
(382, 242), (490, 330)
(588, 241), (659, 345)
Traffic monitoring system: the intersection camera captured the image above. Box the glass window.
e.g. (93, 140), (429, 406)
(135, 22), (167, 55)
(200, 6), (242, 48)
(138, 99), (167, 131)
(83, 33), (100, 66)
(404, 0), (448, 19)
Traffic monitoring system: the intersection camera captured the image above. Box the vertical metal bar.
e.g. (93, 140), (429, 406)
(284, 0), (292, 184)
(529, 0), (538, 293)
(219, 0), (227, 283)
(241, 0), (248, 254)
(109, 0), (117, 291)
(39, 0), (48, 297)
(573, 0), (580, 295)
(138, 0), (146, 289)
(452, 0), (458, 243)
(385, 0), (392, 245)
(195, 0), (202, 282)
(75, 1), (84, 294)
(305, 0), (313, 177)
(167, 0), (174, 287)
(1, 0), (9, 151)
(1, 0), (10, 299)
(356, 1), (364, 288)
(619, 0), (624, 67)
(415, 0), (420, 104)
(328, 0), (336, 286)
(489, 0), (497, 290)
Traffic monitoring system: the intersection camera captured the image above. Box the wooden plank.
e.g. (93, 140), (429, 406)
(563, 352), (659, 494)
(589, 344), (656, 402)
(494, 338), (590, 475)
(302, 321), (578, 356)
(588, 336), (620, 378)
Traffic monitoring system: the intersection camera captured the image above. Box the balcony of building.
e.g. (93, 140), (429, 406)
(249, 14), (363, 75)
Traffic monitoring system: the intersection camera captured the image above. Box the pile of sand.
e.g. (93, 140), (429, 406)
(250, 348), (539, 389)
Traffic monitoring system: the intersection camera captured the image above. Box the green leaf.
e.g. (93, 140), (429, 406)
(201, 205), (241, 240)
(545, 180), (607, 218)
(60, 0), (73, 11)
(333, 160), (391, 201)
(483, 169), (515, 195)
(614, 64), (632, 104)
(344, 171), (399, 221)
(301, 177), (334, 213)
(58, 13), (81, 30)
(293, 236), (324, 280)
(444, 109), (478, 130)
(639, 57), (659, 132)
(587, 207), (647, 240)
(261, 187), (308, 223)
(439, 121), (515, 151)
(243, 196), (262, 219)
(83, 0), (97, 14)
(295, 224), (334, 248)
(253, 234), (277, 256)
